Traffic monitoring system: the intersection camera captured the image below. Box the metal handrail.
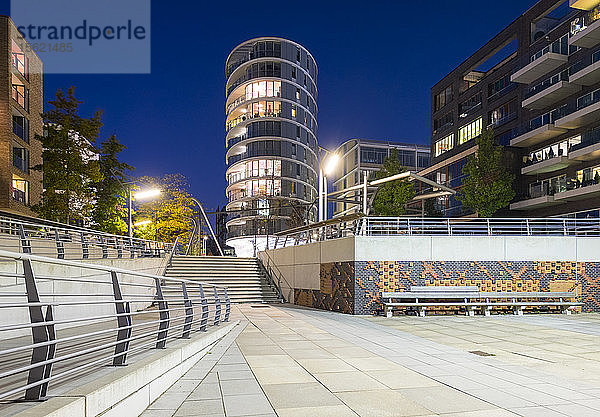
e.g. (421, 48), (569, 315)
(271, 216), (600, 246)
(0, 215), (174, 260)
(256, 251), (288, 303)
(0, 249), (230, 403)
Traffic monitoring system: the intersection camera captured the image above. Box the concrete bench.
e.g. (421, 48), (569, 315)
(382, 287), (581, 317)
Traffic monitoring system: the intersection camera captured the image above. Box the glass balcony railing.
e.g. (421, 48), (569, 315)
(571, 126), (600, 152)
(525, 68), (570, 99)
(227, 134), (247, 149)
(226, 111), (282, 132)
(529, 34), (574, 63)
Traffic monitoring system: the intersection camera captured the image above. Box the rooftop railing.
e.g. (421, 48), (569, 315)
(267, 215), (600, 248)
(0, 216), (174, 260)
(0, 250), (230, 402)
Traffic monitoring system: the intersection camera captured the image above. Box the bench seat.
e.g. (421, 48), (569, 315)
(382, 287), (580, 317)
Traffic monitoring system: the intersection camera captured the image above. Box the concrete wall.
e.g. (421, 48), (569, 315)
(263, 237), (354, 302)
(354, 236), (599, 262)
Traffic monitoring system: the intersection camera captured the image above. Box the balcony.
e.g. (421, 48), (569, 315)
(570, 141), (600, 161)
(570, 16), (600, 48)
(521, 156), (572, 175)
(523, 81), (580, 110)
(511, 53), (568, 84)
(522, 69), (580, 110)
(510, 183), (564, 210)
(554, 180), (600, 201)
(554, 91), (600, 129)
(510, 124), (568, 148)
(510, 195), (559, 210)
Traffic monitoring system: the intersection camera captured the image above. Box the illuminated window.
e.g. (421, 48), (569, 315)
(526, 136), (581, 164)
(291, 105), (296, 118)
(458, 117), (482, 145)
(435, 134), (454, 157)
(245, 80), (281, 100)
(11, 40), (28, 79)
(12, 175), (28, 204)
(247, 101), (281, 118)
(296, 88), (300, 100)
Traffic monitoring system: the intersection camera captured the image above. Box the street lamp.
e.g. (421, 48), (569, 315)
(126, 185), (161, 238)
(318, 151), (340, 222)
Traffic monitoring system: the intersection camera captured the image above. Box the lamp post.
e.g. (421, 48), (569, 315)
(318, 151), (340, 222)
(189, 197), (224, 256)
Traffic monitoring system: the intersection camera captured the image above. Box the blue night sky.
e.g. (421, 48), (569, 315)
(4, 0), (538, 212)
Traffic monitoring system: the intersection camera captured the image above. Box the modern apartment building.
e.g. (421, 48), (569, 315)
(331, 139), (430, 217)
(429, 0), (600, 218)
(224, 37), (318, 256)
(0, 16), (42, 216)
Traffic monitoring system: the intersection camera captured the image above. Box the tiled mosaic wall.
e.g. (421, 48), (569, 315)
(294, 262), (354, 314)
(355, 261), (600, 315)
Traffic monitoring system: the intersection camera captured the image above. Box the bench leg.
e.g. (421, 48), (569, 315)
(483, 306), (491, 317)
(513, 306), (523, 316)
(562, 307), (572, 315)
(466, 306), (475, 317)
(386, 307), (393, 318)
(417, 307), (426, 317)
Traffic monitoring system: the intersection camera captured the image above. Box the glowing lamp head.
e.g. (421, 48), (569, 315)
(134, 219), (152, 227)
(323, 154), (340, 176)
(134, 189), (161, 201)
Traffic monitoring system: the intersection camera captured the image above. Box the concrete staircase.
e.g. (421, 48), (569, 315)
(164, 256), (281, 304)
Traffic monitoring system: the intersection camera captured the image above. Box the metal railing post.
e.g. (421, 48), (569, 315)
(80, 232), (89, 259)
(213, 286), (221, 326)
(487, 219), (491, 235)
(198, 284), (209, 331)
(154, 278), (169, 348)
(19, 224), (31, 254)
(181, 282), (193, 338)
(129, 237), (135, 259)
(54, 229), (64, 259)
(111, 271), (132, 366)
(116, 237), (123, 259)
(224, 288), (231, 322)
(23, 259), (56, 400)
(100, 235), (108, 259)
(526, 219), (531, 236)
(563, 219), (567, 236)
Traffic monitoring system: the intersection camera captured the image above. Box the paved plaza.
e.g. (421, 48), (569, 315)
(141, 305), (600, 417)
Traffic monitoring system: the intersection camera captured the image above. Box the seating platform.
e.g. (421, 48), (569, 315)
(382, 286), (581, 317)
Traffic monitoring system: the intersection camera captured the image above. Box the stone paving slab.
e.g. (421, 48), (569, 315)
(140, 305), (600, 416)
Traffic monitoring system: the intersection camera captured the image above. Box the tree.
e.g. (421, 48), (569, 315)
(371, 149), (415, 216)
(33, 87), (102, 224)
(92, 135), (134, 234)
(134, 174), (196, 247)
(456, 128), (515, 217)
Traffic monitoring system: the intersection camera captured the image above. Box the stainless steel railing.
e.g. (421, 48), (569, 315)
(0, 249), (230, 402)
(267, 216), (600, 248)
(0, 216), (174, 260)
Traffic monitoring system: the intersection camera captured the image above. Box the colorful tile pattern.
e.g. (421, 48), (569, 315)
(354, 261), (600, 315)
